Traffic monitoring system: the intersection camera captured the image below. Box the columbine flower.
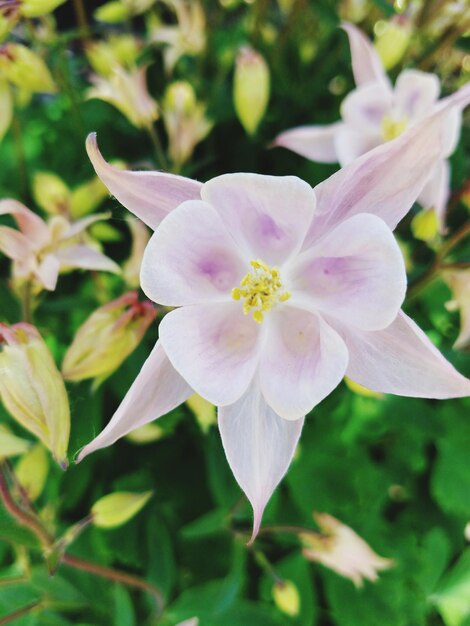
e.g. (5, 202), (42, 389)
(78, 85), (470, 539)
(273, 23), (463, 231)
(300, 513), (393, 587)
(0, 199), (119, 291)
(443, 269), (470, 350)
(87, 65), (159, 130)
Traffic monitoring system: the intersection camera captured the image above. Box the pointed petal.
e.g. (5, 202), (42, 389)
(260, 309), (348, 420)
(305, 84), (470, 243)
(291, 213), (406, 331)
(0, 199), (49, 247)
(417, 160), (450, 232)
(218, 380), (304, 541)
(340, 83), (392, 129)
(86, 133), (202, 230)
(0, 226), (33, 260)
(341, 310), (470, 398)
(34, 254), (60, 291)
(394, 69), (440, 119)
(201, 173), (316, 266)
(77, 342), (192, 461)
(56, 245), (120, 273)
(141, 200), (245, 306)
(63, 212), (112, 239)
(159, 303), (261, 406)
(342, 23), (390, 87)
(272, 123), (342, 163)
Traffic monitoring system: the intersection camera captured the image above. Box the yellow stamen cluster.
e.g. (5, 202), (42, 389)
(232, 259), (291, 323)
(381, 115), (408, 142)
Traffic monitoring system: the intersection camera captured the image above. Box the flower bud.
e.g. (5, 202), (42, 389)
(233, 46), (270, 135)
(411, 208), (439, 243)
(91, 490), (153, 528)
(0, 43), (56, 93)
(0, 425), (31, 459)
(15, 443), (49, 501)
(125, 423), (165, 444)
(21, 0), (67, 17)
(70, 177), (108, 218)
(93, 0), (130, 23)
(62, 292), (156, 383)
(32, 172), (71, 215)
(85, 35), (140, 78)
(374, 18), (412, 70)
(0, 323), (70, 467)
(272, 580), (300, 616)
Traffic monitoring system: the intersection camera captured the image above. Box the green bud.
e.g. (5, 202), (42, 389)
(91, 491), (153, 528)
(233, 46), (270, 135)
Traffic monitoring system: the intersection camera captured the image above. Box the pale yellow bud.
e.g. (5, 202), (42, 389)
(374, 19), (412, 70)
(186, 394), (216, 433)
(93, 1), (131, 23)
(91, 491), (153, 528)
(0, 425), (31, 459)
(0, 43), (56, 93)
(126, 423), (165, 444)
(21, 0), (67, 17)
(62, 292), (156, 383)
(411, 208), (439, 243)
(32, 172), (71, 215)
(233, 46), (270, 135)
(15, 443), (49, 501)
(0, 323), (70, 467)
(272, 580), (301, 617)
(85, 35), (141, 78)
(0, 78), (13, 141)
(70, 177), (108, 218)
(344, 376), (383, 399)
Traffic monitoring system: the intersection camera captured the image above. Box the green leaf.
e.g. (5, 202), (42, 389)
(432, 437), (470, 517)
(432, 550), (470, 626)
(113, 585), (136, 626)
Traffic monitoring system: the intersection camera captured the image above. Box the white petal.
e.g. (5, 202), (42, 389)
(342, 23), (390, 87)
(63, 212), (111, 239)
(56, 245), (121, 273)
(141, 200), (245, 307)
(86, 133), (202, 230)
(340, 83), (393, 130)
(394, 69), (440, 119)
(334, 126), (382, 166)
(260, 309), (348, 420)
(76, 342), (192, 461)
(0, 226), (33, 260)
(341, 310), (470, 398)
(292, 214), (406, 331)
(273, 123), (342, 163)
(0, 199), (49, 248)
(34, 254), (60, 291)
(218, 380), (304, 540)
(159, 303), (261, 406)
(201, 173), (316, 266)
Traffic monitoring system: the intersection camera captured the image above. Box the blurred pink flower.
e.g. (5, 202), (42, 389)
(0, 199), (120, 291)
(78, 85), (470, 539)
(301, 513), (393, 587)
(274, 23), (462, 231)
(444, 269), (470, 350)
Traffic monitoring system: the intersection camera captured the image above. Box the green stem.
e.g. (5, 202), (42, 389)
(12, 116), (28, 200)
(61, 554), (164, 614)
(20, 280), (34, 324)
(0, 601), (42, 625)
(146, 125), (168, 170)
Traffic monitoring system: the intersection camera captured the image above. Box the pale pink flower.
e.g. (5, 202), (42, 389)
(301, 513), (393, 588)
(443, 269), (470, 350)
(78, 86), (470, 539)
(274, 23), (462, 231)
(0, 200), (120, 291)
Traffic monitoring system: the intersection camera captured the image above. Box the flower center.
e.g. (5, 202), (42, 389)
(231, 259), (291, 323)
(381, 115), (407, 141)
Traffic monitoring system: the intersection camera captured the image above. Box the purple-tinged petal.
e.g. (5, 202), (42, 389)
(394, 69), (440, 120)
(0, 199), (49, 248)
(141, 200), (245, 307)
(340, 310), (470, 398)
(334, 127), (381, 166)
(272, 123), (343, 163)
(55, 245), (121, 274)
(34, 254), (60, 291)
(340, 83), (392, 130)
(0, 226), (33, 260)
(417, 160), (450, 233)
(77, 342), (192, 461)
(291, 214), (406, 331)
(85, 133), (202, 230)
(305, 84), (470, 243)
(341, 23), (390, 87)
(201, 173), (316, 266)
(159, 303), (261, 406)
(218, 379), (304, 541)
(260, 309), (348, 420)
